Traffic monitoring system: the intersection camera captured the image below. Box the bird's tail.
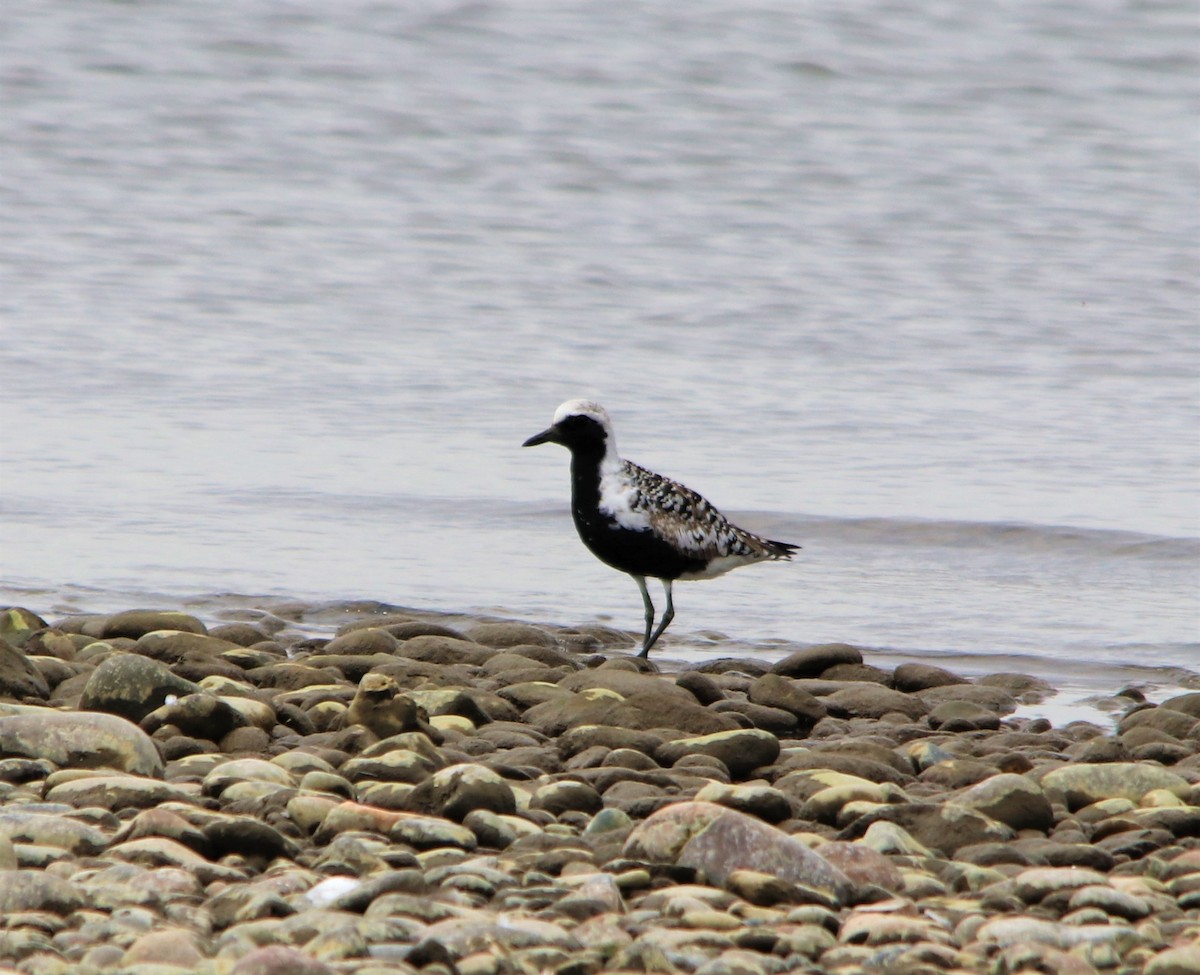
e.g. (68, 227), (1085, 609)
(766, 538), (800, 559)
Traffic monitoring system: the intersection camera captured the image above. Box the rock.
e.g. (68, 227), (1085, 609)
(927, 699), (1001, 731)
(1012, 866), (1109, 903)
(773, 644), (863, 678)
(655, 729), (781, 778)
(893, 662), (968, 692)
(468, 622), (559, 647)
(0, 709), (163, 776)
(121, 928), (207, 968)
(0, 811), (110, 859)
(45, 773), (196, 811)
(1040, 762), (1190, 810)
(0, 607), (49, 647)
(625, 801), (855, 905)
(0, 639), (50, 699)
(0, 870), (86, 913)
(676, 671), (726, 705)
(102, 610), (208, 639)
(824, 684), (928, 720)
(1146, 945), (1200, 975)
(404, 763), (516, 821)
(321, 627), (400, 655)
(746, 673), (826, 729)
(837, 802), (1015, 855)
(140, 692), (249, 741)
(815, 841), (904, 891)
(231, 946), (335, 975)
(1119, 705), (1198, 739)
(725, 869), (819, 907)
(526, 690), (736, 737)
(956, 773), (1055, 832)
(531, 779), (604, 816)
(692, 782), (794, 823)
(78, 653), (202, 723)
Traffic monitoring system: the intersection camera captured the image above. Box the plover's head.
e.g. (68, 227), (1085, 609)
(523, 399), (616, 457)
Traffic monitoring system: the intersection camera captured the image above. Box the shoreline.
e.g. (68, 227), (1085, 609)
(0, 602), (1197, 974)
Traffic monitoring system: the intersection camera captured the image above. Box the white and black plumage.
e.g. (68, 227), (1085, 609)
(523, 400), (799, 657)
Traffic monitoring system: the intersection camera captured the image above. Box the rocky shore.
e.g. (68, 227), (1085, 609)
(0, 602), (1197, 975)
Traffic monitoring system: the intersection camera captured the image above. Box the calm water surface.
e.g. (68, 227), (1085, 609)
(1, 1), (1197, 715)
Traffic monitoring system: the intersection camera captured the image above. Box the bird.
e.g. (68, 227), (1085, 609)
(523, 400), (798, 657)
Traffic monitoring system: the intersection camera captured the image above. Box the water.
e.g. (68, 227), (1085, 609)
(2, 1), (1197, 718)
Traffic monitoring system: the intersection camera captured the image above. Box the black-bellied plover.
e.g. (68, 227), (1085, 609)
(523, 400), (798, 657)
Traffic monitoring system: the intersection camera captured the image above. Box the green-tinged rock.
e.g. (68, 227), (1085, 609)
(0, 608), (49, 648)
(0, 709), (163, 776)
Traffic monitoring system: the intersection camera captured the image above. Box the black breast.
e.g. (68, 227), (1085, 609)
(569, 456), (706, 581)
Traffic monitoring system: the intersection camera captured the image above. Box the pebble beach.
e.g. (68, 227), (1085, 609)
(0, 602), (1197, 975)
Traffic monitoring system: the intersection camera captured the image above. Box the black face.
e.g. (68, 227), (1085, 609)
(523, 413), (608, 456)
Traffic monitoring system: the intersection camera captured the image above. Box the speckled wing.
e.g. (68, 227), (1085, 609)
(623, 461), (796, 570)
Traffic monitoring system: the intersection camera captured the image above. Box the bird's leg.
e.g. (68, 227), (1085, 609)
(633, 575), (655, 655)
(639, 579), (675, 658)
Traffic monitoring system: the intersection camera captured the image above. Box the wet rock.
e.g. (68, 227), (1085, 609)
(321, 627), (400, 655)
(101, 609), (208, 639)
(655, 729), (780, 778)
(893, 662), (968, 692)
(0, 709), (163, 776)
(773, 644), (863, 678)
(78, 652), (203, 723)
